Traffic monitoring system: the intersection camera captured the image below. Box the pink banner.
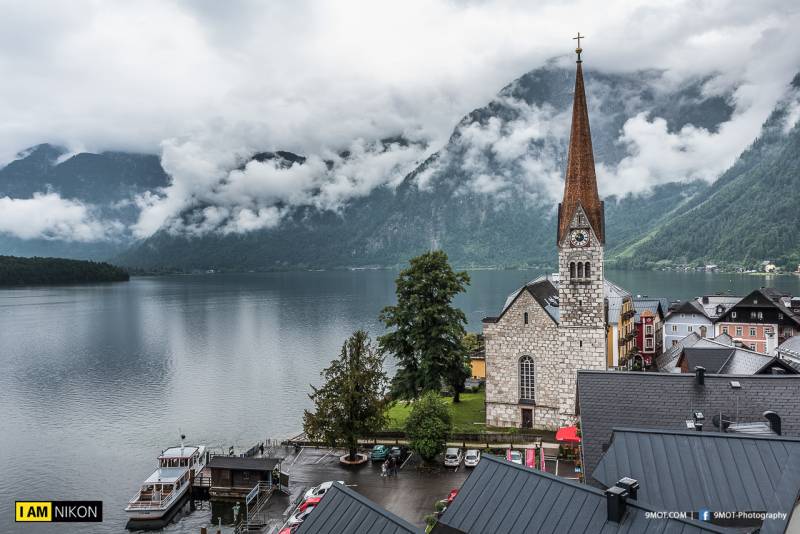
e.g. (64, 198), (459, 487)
(540, 448), (546, 471)
(506, 449), (512, 462)
(525, 448), (536, 468)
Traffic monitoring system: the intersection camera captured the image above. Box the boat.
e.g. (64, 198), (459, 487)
(125, 442), (207, 520)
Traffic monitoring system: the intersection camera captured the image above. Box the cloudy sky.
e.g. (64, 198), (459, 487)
(0, 0), (799, 241)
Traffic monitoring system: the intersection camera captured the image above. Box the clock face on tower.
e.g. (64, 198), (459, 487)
(570, 229), (590, 247)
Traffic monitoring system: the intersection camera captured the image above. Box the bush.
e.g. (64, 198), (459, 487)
(405, 391), (453, 462)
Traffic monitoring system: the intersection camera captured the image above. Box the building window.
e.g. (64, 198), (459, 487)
(765, 327), (773, 334)
(758, 311), (763, 320)
(523, 312), (529, 325)
(731, 311), (737, 319)
(672, 325), (678, 332)
(570, 262), (576, 279)
(577, 262), (584, 278)
(779, 313), (783, 320)
(736, 326), (743, 336)
(645, 325), (653, 335)
(584, 262), (591, 278)
(749, 343), (756, 350)
(722, 326), (728, 334)
(688, 326), (693, 333)
(672, 340), (678, 346)
(519, 356), (534, 402)
(749, 327), (756, 337)
(645, 338), (654, 349)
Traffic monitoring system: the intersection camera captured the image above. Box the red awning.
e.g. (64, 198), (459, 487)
(556, 426), (581, 443)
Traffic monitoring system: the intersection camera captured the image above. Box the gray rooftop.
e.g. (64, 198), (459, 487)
(593, 428), (800, 533)
(777, 336), (800, 359)
(206, 456), (279, 471)
(487, 274), (631, 325)
(632, 298), (664, 322)
(432, 455), (729, 534)
(295, 482), (419, 534)
(682, 347), (737, 373)
(576, 371), (800, 479)
(696, 295), (742, 320)
(667, 336), (797, 375)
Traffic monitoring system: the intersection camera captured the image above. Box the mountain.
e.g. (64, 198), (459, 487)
(117, 63), (734, 271)
(0, 144), (169, 259)
(612, 73), (800, 270)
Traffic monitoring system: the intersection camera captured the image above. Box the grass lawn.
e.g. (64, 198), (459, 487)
(385, 389), (486, 433)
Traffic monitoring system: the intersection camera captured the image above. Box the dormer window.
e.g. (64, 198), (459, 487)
(731, 311), (737, 319)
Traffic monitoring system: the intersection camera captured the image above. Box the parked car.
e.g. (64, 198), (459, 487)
(446, 488), (459, 505)
(464, 449), (481, 467)
(371, 444), (389, 461)
(278, 526), (298, 534)
(389, 446), (407, 461)
(298, 496), (322, 512)
(444, 447), (462, 467)
(303, 480), (345, 500)
(508, 449), (523, 465)
(286, 506), (315, 526)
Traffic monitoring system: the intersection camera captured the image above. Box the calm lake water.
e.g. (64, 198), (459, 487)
(2, 269), (799, 533)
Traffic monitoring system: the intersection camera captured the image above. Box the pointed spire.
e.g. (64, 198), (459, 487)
(558, 40), (604, 244)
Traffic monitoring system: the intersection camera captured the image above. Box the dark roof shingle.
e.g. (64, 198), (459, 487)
(296, 483), (419, 534)
(577, 371), (800, 479)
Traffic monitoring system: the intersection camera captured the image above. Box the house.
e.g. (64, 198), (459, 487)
(593, 428), (800, 533)
(206, 456), (280, 499)
(296, 482), (417, 534)
(606, 280), (635, 368)
(662, 295), (741, 349)
(715, 288), (800, 353)
(777, 336), (800, 365)
(632, 298), (665, 366)
(481, 50), (612, 431)
(431, 455), (728, 534)
(576, 370), (800, 478)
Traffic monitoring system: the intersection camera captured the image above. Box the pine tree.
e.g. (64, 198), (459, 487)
(379, 250), (470, 401)
(303, 330), (388, 461)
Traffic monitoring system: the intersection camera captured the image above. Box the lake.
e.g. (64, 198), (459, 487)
(2, 269), (799, 533)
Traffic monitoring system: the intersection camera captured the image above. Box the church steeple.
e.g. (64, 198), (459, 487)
(557, 36), (604, 244)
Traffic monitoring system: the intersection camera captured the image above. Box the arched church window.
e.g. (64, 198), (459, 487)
(523, 312), (529, 325)
(577, 262), (584, 278)
(584, 262), (591, 278)
(569, 262), (576, 279)
(519, 355), (534, 401)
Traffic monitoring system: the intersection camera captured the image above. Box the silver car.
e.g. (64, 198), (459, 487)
(464, 449), (481, 467)
(443, 447), (462, 467)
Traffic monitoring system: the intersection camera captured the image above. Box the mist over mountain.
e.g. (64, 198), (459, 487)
(3, 64), (799, 271)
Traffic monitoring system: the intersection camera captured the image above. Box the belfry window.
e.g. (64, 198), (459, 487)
(577, 262), (584, 278)
(584, 262), (591, 278)
(570, 262), (576, 278)
(519, 355), (534, 401)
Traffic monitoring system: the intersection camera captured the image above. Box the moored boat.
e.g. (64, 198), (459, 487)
(125, 443), (206, 520)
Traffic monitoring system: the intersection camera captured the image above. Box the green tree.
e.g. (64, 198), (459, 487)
(303, 330), (389, 462)
(379, 250), (470, 401)
(405, 391), (452, 463)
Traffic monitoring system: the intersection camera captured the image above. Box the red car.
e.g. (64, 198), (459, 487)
(446, 488), (459, 505)
(278, 527), (298, 534)
(298, 496), (322, 512)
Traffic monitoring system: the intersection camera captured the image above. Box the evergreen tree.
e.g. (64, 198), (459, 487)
(405, 391), (452, 463)
(379, 250), (470, 401)
(303, 330), (388, 462)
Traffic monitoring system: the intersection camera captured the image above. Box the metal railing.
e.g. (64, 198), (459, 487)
(126, 487), (181, 510)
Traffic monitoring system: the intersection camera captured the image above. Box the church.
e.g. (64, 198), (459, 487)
(482, 40), (612, 430)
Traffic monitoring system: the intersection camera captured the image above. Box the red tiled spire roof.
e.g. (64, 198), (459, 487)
(558, 53), (604, 244)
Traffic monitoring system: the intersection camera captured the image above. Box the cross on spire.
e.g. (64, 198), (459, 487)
(573, 32), (585, 62)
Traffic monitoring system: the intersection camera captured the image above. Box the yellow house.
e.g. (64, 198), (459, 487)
(470, 349), (486, 379)
(605, 280), (635, 368)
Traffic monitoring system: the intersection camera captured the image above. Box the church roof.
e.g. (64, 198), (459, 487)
(557, 58), (603, 244)
(484, 274), (630, 325)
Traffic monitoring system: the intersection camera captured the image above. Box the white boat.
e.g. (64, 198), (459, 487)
(125, 444), (206, 520)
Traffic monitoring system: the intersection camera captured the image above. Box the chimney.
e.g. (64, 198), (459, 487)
(764, 411), (782, 435)
(605, 485), (628, 523)
(617, 477), (639, 500)
(695, 366), (706, 385)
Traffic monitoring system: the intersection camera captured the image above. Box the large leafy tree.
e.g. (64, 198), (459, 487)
(405, 391), (452, 463)
(303, 330), (389, 461)
(379, 250), (470, 401)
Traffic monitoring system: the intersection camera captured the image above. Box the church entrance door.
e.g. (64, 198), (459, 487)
(521, 408), (533, 429)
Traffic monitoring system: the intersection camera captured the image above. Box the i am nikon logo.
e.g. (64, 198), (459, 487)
(16, 501), (103, 523)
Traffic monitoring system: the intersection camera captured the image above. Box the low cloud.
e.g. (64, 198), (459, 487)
(0, 193), (122, 241)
